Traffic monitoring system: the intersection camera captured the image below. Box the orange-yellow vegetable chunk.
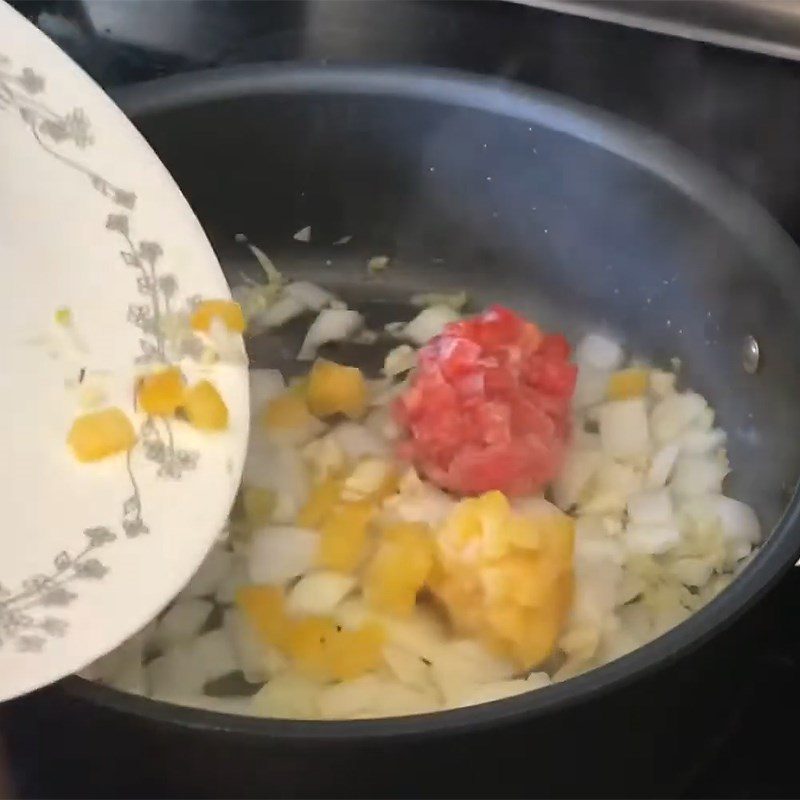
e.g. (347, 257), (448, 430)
(430, 492), (575, 669)
(68, 407), (137, 462)
(190, 299), (245, 334)
(364, 522), (434, 616)
(297, 477), (342, 529)
(317, 501), (373, 573)
(263, 392), (316, 431)
(236, 585), (290, 648)
(607, 368), (649, 400)
(307, 359), (368, 419)
(183, 380), (228, 431)
(137, 367), (184, 416)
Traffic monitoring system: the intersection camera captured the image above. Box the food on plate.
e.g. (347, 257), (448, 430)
(67, 299), (240, 461)
(68, 407), (137, 462)
(85, 265), (760, 720)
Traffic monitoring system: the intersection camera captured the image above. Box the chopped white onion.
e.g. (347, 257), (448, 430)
(298, 308), (363, 360)
(383, 344), (417, 377)
(625, 523), (681, 555)
(411, 290), (468, 311)
(252, 674), (321, 719)
(627, 488), (673, 525)
(670, 455), (728, 497)
(293, 225), (311, 242)
(242, 438), (310, 523)
(331, 421), (390, 460)
(646, 444), (680, 488)
(715, 495), (761, 547)
(401, 305), (459, 346)
(552, 449), (603, 510)
(650, 392), (707, 445)
(223, 607), (286, 683)
(247, 526), (319, 585)
(599, 398), (650, 461)
(284, 281), (336, 311)
(286, 571), (356, 616)
(248, 369), (286, 416)
(187, 629), (239, 682)
(147, 645), (206, 697)
(573, 366), (611, 409)
(575, 333), (624, 372)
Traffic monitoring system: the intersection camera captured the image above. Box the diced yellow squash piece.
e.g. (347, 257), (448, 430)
(183, 380), (228, 430)
(297, 477), (342, 529)
(287, 617), (340, 680)
(607, 368), (649, 400)
(327, 622), (385, 680)
(236, 585), (290, 648)
(364, 523), (434, 616)
(317, 501), (374, 573)
(307, 359), (368, 419)
(190, 299), (245, 334)
(431, 491), (575, 670)
(68, 407), (137, 462)
(263, 392), (316, 431)
(137, 367), (184, 416)
(242, 486), (276, 528)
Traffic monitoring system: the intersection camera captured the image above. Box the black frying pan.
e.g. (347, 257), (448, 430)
(4, 65), (800, 798)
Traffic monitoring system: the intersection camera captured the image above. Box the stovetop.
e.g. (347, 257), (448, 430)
(5, 2), (800, 797)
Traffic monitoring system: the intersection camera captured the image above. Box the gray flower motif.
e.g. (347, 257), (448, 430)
(40, 617), (68, 637)
(17, 635), (45, 653)
(18, 105), (35, 125)
(127, 304), (155, 333)
(84, 526), (116, 547)
(137, 275), (154, 295)
(41, 587), (77, 607)
(138, 241), (163, 265)
(74, 558), (108, 580)
(54, 551), (72, 571)
(18, 67), (44, 94)
(113, 189), (136, 209)
(63, 108), (93, 148)
(39, 118), (68, 142)
(158, 274), (178, 299)
(22, 575), (50, 594)
(106, 213), (129, 236)
(136, 339), (160, 364)
(123, 517), (149, 538)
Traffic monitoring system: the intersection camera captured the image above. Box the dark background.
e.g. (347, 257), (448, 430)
(5, 1), (800, 796)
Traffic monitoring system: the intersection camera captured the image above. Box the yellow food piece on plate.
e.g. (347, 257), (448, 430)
(364, 522), (435, 616)
(607, 368), (649, 400)
(236, 585), (290, 648)
(54, 306), (72, 326)
(242, 486), (276, 528)
(190, 299), (246, 333)
(137, 367), (184, 416)
(183, 380), (228, 430)
(263, 392), (316, 431)
(68, 407), (137, 462)
(306, 359), (368, 419)
(297, 477), (343, 529)
(431, 492), (574, 669)
(317, 501), (374, 573)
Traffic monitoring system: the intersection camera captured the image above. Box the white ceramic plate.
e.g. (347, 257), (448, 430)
(0, 1), (249, 700)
